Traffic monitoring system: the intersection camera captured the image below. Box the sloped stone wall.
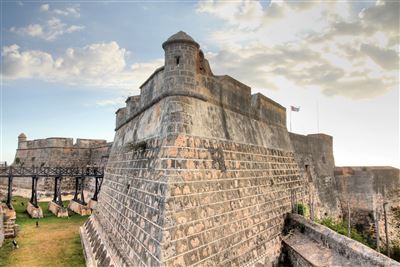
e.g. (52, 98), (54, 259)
(82, 31), (307, 267)
(289, 133), (341, 220)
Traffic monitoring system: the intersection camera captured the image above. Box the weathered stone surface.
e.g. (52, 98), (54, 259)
(68, 200), (91, 216)
(26, 201), (43, 218)
(283, 214), (400, 267)
(335, 166), (400, 250)
(1, 204), (17, 238)
(48, 201), (69, 217)
(290, 133), (342, 220)
(87, 199), (98, 210)
(81, 31), (307, 267)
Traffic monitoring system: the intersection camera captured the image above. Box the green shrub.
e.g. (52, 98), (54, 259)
(294, 203), (308, 216)
(318, 217), (373, 248)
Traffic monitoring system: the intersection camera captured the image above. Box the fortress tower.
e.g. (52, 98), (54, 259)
(81, 31), (308, 266)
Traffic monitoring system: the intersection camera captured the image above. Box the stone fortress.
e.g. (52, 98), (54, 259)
(1, 32), (399, 266)
(0, 134), (111, 197)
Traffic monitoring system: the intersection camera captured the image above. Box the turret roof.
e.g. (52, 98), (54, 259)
(162, 31), (199, 48)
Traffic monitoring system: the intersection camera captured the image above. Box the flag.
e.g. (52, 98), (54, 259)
(291, 106), (300, 112)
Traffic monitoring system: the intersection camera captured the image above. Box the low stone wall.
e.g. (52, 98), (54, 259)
(284, 214), (400, 266)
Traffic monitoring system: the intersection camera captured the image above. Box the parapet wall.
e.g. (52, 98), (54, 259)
(116, 70), (287, 131)
(289, 133), (341, 219)
(18, 137), (107, 150)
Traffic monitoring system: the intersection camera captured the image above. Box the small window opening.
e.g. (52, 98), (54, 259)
(175, 56), (180, 66)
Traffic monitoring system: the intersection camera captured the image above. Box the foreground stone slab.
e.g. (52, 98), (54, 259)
(48, 201), (68, 217)
(26, 202), (43, 219)
(68, 200), (91, 216)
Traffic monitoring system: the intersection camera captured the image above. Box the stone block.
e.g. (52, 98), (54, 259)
(26, 202), (43, 218)
(48, 201), (69, 217)
(68, 200), (91, 216)
(87, 199), (97, 210)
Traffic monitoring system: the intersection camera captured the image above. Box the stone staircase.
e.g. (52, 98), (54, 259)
(4, 218), (16, 238)
(1, 204), (17, 238)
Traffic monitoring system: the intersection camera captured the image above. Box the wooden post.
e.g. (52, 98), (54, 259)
(375, 209), (380, 253)
(383, 202), (390, 257)
(347, 201), (351, 238)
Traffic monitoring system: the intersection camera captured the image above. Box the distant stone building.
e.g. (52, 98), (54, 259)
(0, 134), (112, 197)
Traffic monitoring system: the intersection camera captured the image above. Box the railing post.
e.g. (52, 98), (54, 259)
(73, 177), (79, 201)
(80, 176), (86, 205)
(6, 173), (13, 209)
(53, 176), (63, 206)
(92, 176), (103, 201)
(30, 175), (38, 208)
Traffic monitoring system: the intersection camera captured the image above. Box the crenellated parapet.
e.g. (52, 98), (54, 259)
(18, 135), (108, 150)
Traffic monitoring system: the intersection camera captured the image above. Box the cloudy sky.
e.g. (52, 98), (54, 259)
(1, 0), (399, 167)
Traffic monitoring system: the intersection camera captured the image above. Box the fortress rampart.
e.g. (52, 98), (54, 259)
(0, 134), (112, 197)
(82, 31), (307, 267)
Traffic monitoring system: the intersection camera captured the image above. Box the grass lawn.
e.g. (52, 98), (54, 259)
(0, 196), (88, 267)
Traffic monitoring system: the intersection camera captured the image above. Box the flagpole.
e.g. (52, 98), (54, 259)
(290, 108), (292, 132)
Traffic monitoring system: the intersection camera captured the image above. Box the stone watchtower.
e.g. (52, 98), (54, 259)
(17, 133), (27, 149)
(163, 31), (199, 91)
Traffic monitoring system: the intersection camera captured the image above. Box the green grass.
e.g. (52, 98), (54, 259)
(318, 217), (374, 248)
(0, 196), (88, 267)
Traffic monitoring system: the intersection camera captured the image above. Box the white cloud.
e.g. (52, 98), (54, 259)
(40, 4), (49, 12)
(1, 42), (163, 93)
(10, 17), (84, 41)
(197, 0), (399, 100)
(39, 3), (80, 18)
(360, 43), (398, 70)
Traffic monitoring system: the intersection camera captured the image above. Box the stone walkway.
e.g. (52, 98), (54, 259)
(283, 230), (355, 267)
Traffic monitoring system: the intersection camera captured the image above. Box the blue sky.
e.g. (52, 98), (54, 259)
(1, 0), (399, 167)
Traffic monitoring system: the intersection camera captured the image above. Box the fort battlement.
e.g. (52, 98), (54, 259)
(115, 34), (287, 132)
(18, 135), (108, 150)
